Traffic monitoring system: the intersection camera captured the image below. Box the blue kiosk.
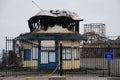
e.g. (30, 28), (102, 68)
(17, 10), (87, 70)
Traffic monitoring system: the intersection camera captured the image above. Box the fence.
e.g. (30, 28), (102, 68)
(80, 43), (120, 77)
(0, 37), (120, 77)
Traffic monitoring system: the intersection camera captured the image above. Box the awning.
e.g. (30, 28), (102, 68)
(18, 33), (87, 41)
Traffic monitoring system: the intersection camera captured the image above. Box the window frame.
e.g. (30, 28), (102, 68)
(32, 46), (38, 60)
(74, 47), (80, 60)
(62, 47), (72, 60)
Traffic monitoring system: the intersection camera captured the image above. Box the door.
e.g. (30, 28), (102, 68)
(39, 51), (57, 70)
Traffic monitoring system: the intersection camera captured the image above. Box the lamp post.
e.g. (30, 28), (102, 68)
(60, 42), (63, 76)
(107, 43), (111, 77)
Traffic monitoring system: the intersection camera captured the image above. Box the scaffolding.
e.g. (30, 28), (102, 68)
(84, 23), (106, 43)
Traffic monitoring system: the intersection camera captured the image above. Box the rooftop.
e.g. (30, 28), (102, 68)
(18, 33), (87, 41)
(33, 10), (81, 20)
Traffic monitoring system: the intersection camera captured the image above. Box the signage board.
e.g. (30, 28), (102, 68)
(104, 52), (114, 60)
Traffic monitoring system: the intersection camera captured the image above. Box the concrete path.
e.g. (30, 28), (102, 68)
(0, 75), (108, 80)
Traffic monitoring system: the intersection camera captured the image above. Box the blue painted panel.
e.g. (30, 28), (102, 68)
(38, 37), (56, 40)
(24, 49), (31, 61)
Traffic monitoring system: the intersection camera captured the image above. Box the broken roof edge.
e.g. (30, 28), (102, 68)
(32, 10), (81, 20)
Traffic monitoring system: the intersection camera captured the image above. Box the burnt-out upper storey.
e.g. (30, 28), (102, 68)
(28, 10), (83, 32)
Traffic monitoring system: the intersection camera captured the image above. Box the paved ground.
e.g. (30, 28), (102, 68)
(0, 75), (108, 80)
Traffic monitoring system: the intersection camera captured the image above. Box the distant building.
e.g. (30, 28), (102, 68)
(84, 23), (107, 43)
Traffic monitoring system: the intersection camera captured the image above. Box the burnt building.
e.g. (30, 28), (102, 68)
(16, 10), (87, 70)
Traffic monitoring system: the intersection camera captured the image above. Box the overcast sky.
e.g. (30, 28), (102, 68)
(0, 0), (120, 51)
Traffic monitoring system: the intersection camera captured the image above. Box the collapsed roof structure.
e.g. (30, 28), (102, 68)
(28, 10), (83, 32)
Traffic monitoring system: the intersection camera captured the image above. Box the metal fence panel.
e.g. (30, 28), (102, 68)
(0, 37), (120, 77)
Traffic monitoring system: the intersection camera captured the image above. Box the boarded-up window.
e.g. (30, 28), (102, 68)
(41, 40), (55, 47)
(41, 40), (55, 50)
(49, 52), (55, 62)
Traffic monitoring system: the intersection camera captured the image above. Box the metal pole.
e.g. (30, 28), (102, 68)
(108, 43), (110, 77)
(60, 43), (63, 76)
(13, 39), (16, 52)
(38, 40), (41, 70)
(5, 37), (7, 76)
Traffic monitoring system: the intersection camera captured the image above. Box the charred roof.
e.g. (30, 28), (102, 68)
(28, 10), (83, 32)
(33, 10), (81, 20)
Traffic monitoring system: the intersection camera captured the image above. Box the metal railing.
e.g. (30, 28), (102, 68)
(0, 37), (120, 77)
